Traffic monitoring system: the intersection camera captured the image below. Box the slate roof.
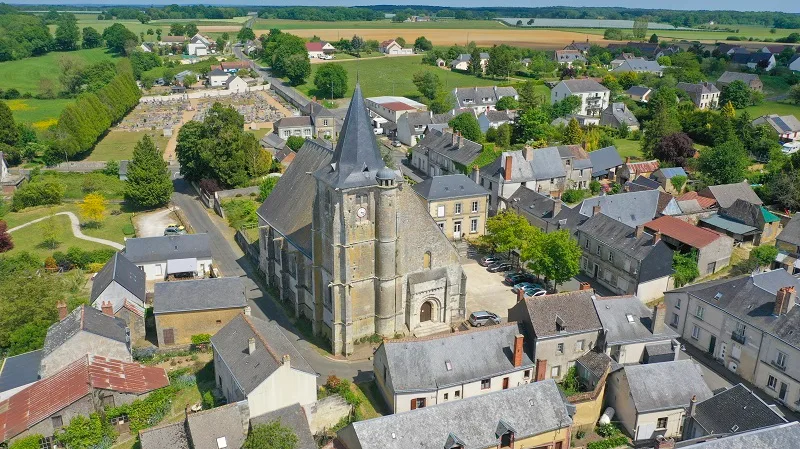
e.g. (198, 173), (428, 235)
(123, 233), (212, 264)
(520, 290), (602, 339)
(691, 384), (786, 435)
(612, 58), (663, 73)
(208, 68), (226, 77)
(644, 216), (725, 249)
(625, 86), (652, 98)
(673, 269), (800, 348)
(752, 114), (800, 134)
(593, 296), (678, 345)
(342, 380), (572, 449)
(717, 71), (761, 85)
(578, 190), (662, 227)
(314, 84), (385, 189)
(302, 101), (335, 120)
(677, 422), (800, 449)
(380, 323), (534, 393)
(627, 175), (662, 192)
(139, 422), (189, 449)
(588, 146), (624, 177)
(508, 186), (560, 220)
(251, 403), (316, 449)
(623, 360), (712, 413)
(555, 49), (586, 62)
(412, 174), (488, 201)
(0, 350), (42, 396)
(677, 82), (721, 95)
(559, 78), (609, 94)
(257, 139), (333, 257)
(483, 147), (566, 183)
(778, 213), (800, 247)
(452, 86), (517, 109)
(153, 278), (247, 314)
(700, 214), (759, 236)
(699, 181), (762, 209)
(274, 115), (313, 128)
(42, 305), (127, 357)
(575, 350), (616, 379)
(186, 403), (248, 449)
(261, 132), (287, 150)
(90, 252), (146, 307)
(412, 128), (483, 167)
(211, 314), (316, 395)
(557, 145), (592, 169)
(720, 199), (776, 229)
(601, 103), (639, 128)
(0, 355), (168, 441)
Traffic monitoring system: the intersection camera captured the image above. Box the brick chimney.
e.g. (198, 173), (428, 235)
(653, 231), (662, 245)
(57, 301), (68, 320)
(452, 131), (458, 147)
(651, 303), (666, 334)
(592, 204), (601, 216)
(579, 282), (592, 291)
(101, 301), (114, 317)
(552, 198), (562, 216)
(248, 337), (256, 355)
(774, 286), (797, 316)
(523, 146), (534, 161)
(517, 289), (525, 302)
(535, 359), (547, 381)
(513, 334), (524, 367)
(635, 225), (645, 238)
(654, 436), (675, 449)
(504, 155), (513, 181)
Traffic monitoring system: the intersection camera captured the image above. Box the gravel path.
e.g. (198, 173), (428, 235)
(8, 211), (124, 250)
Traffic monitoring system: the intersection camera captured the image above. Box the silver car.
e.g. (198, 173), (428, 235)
(469, 311), (501, 327)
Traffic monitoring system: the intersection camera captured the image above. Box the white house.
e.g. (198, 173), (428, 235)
(379, 39), (413, 55)
(211, 314), (317, 419)
(551, 79), (610, 118)
(208, 68), (229, 87)
(305, 41), (335, 59)
(790, 55), (800, 72)
(227, 76), (249, 93)
(365, 96), (426, 123)
(554, 49), (586, 67)
(122, 234), (213, 281)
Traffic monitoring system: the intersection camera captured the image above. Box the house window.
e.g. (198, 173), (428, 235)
(323, 119), (329, 126)
(675, 297), (681, 309)
(596, 245), (601, 255)
(608, 252), (614, 263)
(455, 203), (462, 214)
(411, 398), (426, 409)
(500, 432), (513, 448)
(657, 417), (668, 429)
(52, 416), (63, 428)
(670, 313), (679, 327)
(551, 365), (561, 378)
(437, 205), (445, 217)
(524, 369), (531, 378)
(557, 343), (564, 354)
(444, 393), (449, 401)
(470, 219), (478, 233)
(423, 251), (432, 269)
(768, 375), (778, 390)
(695, 305), (705, 320)
(481, 379), (491, 390)
(575, 340), (585, 352)
(776, 351), (788, 369)
(454, 390), (460, 398)
(584, 239), (589, 249)
(691, 325), (700, 340)
(472, 201), (479, 213)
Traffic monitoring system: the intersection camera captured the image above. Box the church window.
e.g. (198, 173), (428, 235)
(423, 251), (432, 269)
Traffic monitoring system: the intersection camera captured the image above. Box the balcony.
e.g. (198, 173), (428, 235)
(731, 331), (746, 345)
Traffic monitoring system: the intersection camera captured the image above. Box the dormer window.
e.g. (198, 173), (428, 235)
(555, 315), (565, 332)
(496, 420), (516, 449)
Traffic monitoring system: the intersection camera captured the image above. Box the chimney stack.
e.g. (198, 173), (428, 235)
(552, 198), (562, 216)
(504, 155), (513, 181)
(471, 165), (480, 184)
(592, 205), (601, 216)
(653, 231), (662, 245)
(635, 225), (645, 238)
(452, 131), (458, 147)
(651, 303), (666, 334)
(579, 282), (592, 291)
(459, 133), (465, 148)
(282, 354), (291, 368)
(513, 334), (524, 367)
(535, 359), (547, 381)
(625, 156), (631, 164)
(517, 289), (525, 303)
(523, 146), (534, 161)
(774, 286), (797, 316)
(101, 301), (113, 317)
(248, 337), (256, 355)
(244, 306), (252, 317)
(688, 395), (698, 417)
(57, 301), (68, 320)
(654, 436), (675, 449)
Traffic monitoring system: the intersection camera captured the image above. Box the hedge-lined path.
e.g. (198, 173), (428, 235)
(8, 211), (124, 250)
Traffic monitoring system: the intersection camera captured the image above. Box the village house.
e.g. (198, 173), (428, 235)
(212, 313), (317, 418)
(379, 39), (413, 55)
(731, 51), (776, 71)
(410, 128), (483, 177)
(0, 355), (168, 446)
(507, 186), (564, 232)
(508, 289), (603, 382)
(208, 68), (229, 87)
(607, 360), (713, 441)
(625, 175), (663, 193)
(158, 35), (186, 46)
(450, 52), (489, 71)
(650, 167), (688, 194)
(579, 189), (677, 227)
(600, 102), (640, 131)
(565, 40), (592, 54)
(698, 180), (762, 209)
(557, 144), (592, 190)
(680, 422), (800, 448)
(123, 233), (213, 281)
(611, 57), (664, 76)
(139, 401), (250, 449)
(554, 49), (587, 66)
(550, 79), (610, 119)
(589, 145), (625, 181)
(594, 297), (679, 364)
(645, 215), (734, 276)
(249, 403), (316, 449)
(373, 323), (534, 413)
(752, 114), (800, 142)
(0, 151), (25, 194)
(301, 101), (337, 139)
(153, 277), (248, 347)
(790, 54), (800, 72)
(335, 380), (574, 449)
(365, 95), (426, 123)
(716, 71), (763, 92)
(699, 198), (782, 245)
(664, 269), (800, 413)
(187, 33), (215, 56)
(617, 159), (660, 184)
(625, 86), (653, 103)
(451, 86), (518, 114)
(40, 304), (131, 379)
(89, 252), (146, 342)
(411, 174), (489, 241)
(479, 146), (567, 212)
(576, 212), (675, 301)
(273, 116), (315, 139)
(477, 109), (516, 133)
(306, 41), (335, 58)
(395, 110), (452, 146)
(774, 213), (800, 274)
(677, 82), (721, 109)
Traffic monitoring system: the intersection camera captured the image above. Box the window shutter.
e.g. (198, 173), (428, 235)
(410, 399), (417, 410)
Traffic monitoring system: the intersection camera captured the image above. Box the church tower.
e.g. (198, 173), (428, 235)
(312, 84), (401, 355)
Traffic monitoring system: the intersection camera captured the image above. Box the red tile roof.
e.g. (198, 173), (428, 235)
(676, 191), (717, 209)
(626, 160), (660, 174)
(381, 101), (417, 112)
(644, 215), (723, 248)
(305, 42), (325, 52)
(0, 355), (168, 441)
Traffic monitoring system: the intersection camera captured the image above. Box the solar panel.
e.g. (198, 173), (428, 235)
(774, 117), (791, 133)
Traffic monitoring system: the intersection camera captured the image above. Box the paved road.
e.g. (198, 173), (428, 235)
(9, 211), (124, 250)
(170, 179), (373, 384)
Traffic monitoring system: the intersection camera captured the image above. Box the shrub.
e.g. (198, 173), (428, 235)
(55, 413), (116, 449)
(59, 246), (116, 270)
(11, 181), (65, 211)
(589, 180), (601, 195)
(587, 435), (628, 449)
(202, 390), (216, 409)
(222, 199), (258, 229)
(596, 423), (621, 438)
(561, 189), (587, 204)
(191, 333), (212, 345)
(9, 434), (45, 449)
(86, 262), (105, 273)
(575, 430), (586, 440)
(106, 385), (178, 433)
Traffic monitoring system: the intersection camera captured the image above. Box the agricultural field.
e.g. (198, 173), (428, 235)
(294, 55), (547, 100)
(44, 13), (248, 37)
(252, 18), (507, 31)
(546, 24), (800, 43)
(0, 47), (116, 96)
(5, 99), (73, 129)
(87, 130), (171, 162)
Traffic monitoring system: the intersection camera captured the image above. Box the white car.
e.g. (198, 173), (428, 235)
(319, 54), (333, 60)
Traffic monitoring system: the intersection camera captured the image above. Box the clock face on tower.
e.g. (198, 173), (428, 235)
(356, 207), (367, 218)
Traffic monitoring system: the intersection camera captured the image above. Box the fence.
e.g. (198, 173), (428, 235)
(269, 78), (310, 109)
(139, 84), (270, 104)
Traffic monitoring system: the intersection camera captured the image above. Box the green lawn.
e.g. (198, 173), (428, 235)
(547, 24), (799, 42)
(0, 47), (116, 96)
(294, 55), (516, 99)
(246, 127), (272, 141)
(612, 138), (644, 160)
(741, 101), (800, 119)
(87, 130), (170, 162)
(253, 18), (505, 31)
(5, 98), (73, 129)
(35, 171), (127, 200)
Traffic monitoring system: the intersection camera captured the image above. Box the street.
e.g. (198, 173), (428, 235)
(170, 179), (373, 385)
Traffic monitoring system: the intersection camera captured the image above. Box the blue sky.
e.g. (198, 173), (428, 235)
(10, 1), (797, 13)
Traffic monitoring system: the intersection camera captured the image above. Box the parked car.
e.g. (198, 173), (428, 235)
(505, 272), (536, 285)
(391, 140), (402, 147)
(480, 256), (504, 267)
(469, 311), (501, 327)
(164, 224), (186, 236)
(524, 287), (547, 297)
(487, 262), (512, 273)
(513, 282), (543, 293)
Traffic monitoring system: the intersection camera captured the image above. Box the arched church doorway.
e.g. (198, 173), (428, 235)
(420, 301), (433, 322)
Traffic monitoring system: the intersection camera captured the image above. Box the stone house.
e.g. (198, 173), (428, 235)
(139, 401), (250, 449)
(644, 215), (734, 277)
(555, 49), (587, 66)
(477, 109), (515, 133)
(409, 128), (483, 177)
(576, 212), (675, 302)
(301, 101), (337, 140)
(699, 199), (782, 245)
(507, 186), (564, 232)
(557, 144), (593, 190)
(478, 146), (567, 212)
(123, 233), (213, 281)
(153, 277), (248, 347)
(0, 355), (168, 445)
(373, 323), (534, 413)
(411, 174), (489, 241)
(508, 289), (603, 381)
(716, 71), (763, 92)
(600, 102), (640, 131)
(617, 159), (660, 184)
(774, 213), (800, 274)
(211, 314), (317, 419)
(578, 189), (676, 227)
(89, 252), (146, 341)
(593, 297), (679, 364)
(40, 304), (131, 379)
(607, 360), (713, 441)
(451, 86), (517, 114)
(273, 116), (315, 139)
(664, 269), (800, 413)
(396, 110), (452, 146)
(550, 79), (610, 119)
(650, 167), (688, 194)
(677, 82), (720, 109)
(625, 86), (653, 103)
(336, 380), (574, 449)
(588, 145), (624, 181)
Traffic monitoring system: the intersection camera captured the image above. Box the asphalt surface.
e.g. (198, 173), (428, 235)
(170, 179), (373, 385)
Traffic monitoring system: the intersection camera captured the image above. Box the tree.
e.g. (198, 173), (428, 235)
(42, 212), (59, 249)
(449, 112), (482, 142)
(551, 95), (582, 118)
(394, 36), (406, 48)
(102, 23), (137, 54)
(653, 132), (695, 166)
(125, 134), (173, 208)
(562, 118), (584, 145)
(0, 101), (19, 146)
(495, 123), (512, 147)
(414, 36), (432, 52)
(495, 96), (519, 111)
(673, 251), (699, 287)
(766, 170), (800, 211)
(428, 89), (453, 114)
(81, 27), (102, 48)
(237, 26), (255, 42)
(514, 107), (553, 143)
(720, 80), (751, 109)
(642, 106), (682, 158)
(314, 63), (348, 99)
(54, 14), (80, 51)
(0, 220), (12, 253)
(412, 71), (442, 101)
(791, 85), (800, 105)
(258, 176), (280, 201)
(633, 16), (649, 40)
(350, 35), (364, 54)
(698, 140), (749, 185)
(484, 210), (532, 254)
(657, 55), (671, 66)
(79, 193), (107, 224)
(284, 53), (311, 85)
(184, 24), (199, 37)
(486, 44), (517, 79)
(670, 175), (687, 192)
(468, 47), (482, 75)
(243, 421), (298, 449)
(286, 136), (305, 151)
(517, 80), (544, 110)
(750, 245), (779, 269)
(169, 23), (185, 36)
(649, 33), (659, 43)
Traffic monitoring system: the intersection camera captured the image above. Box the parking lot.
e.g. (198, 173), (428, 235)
(462, 259), (520, 320)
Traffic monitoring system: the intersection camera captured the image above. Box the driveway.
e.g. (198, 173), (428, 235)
(462, 259), (519, 320)
(133, 208), (179, 238)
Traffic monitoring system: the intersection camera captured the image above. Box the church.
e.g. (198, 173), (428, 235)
(256, 85), (467, 355)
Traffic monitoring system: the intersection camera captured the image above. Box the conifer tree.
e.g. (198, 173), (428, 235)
(125, 135), (173, 208)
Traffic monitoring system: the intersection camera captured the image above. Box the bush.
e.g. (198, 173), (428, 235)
(202, 390), (216, 409)
(587, 435), (628, 449)
(106, 385), (178, 433)
(58, 246), (116, 270)
(86, 262), (105, 273)
(589, 180), (601, 195)
(9, 434), (45, 449)
(561, 189), (587, 204)
(595, 423), (621, 438)
(575, 430), (586, 440)
(191, 333), (212, 345)
(11, 181), (66, 211)
(222, 199), (258, 229)
(55, 413), (116, 449)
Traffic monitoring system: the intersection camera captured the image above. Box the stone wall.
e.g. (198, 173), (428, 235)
(307, 395), (352, 434)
